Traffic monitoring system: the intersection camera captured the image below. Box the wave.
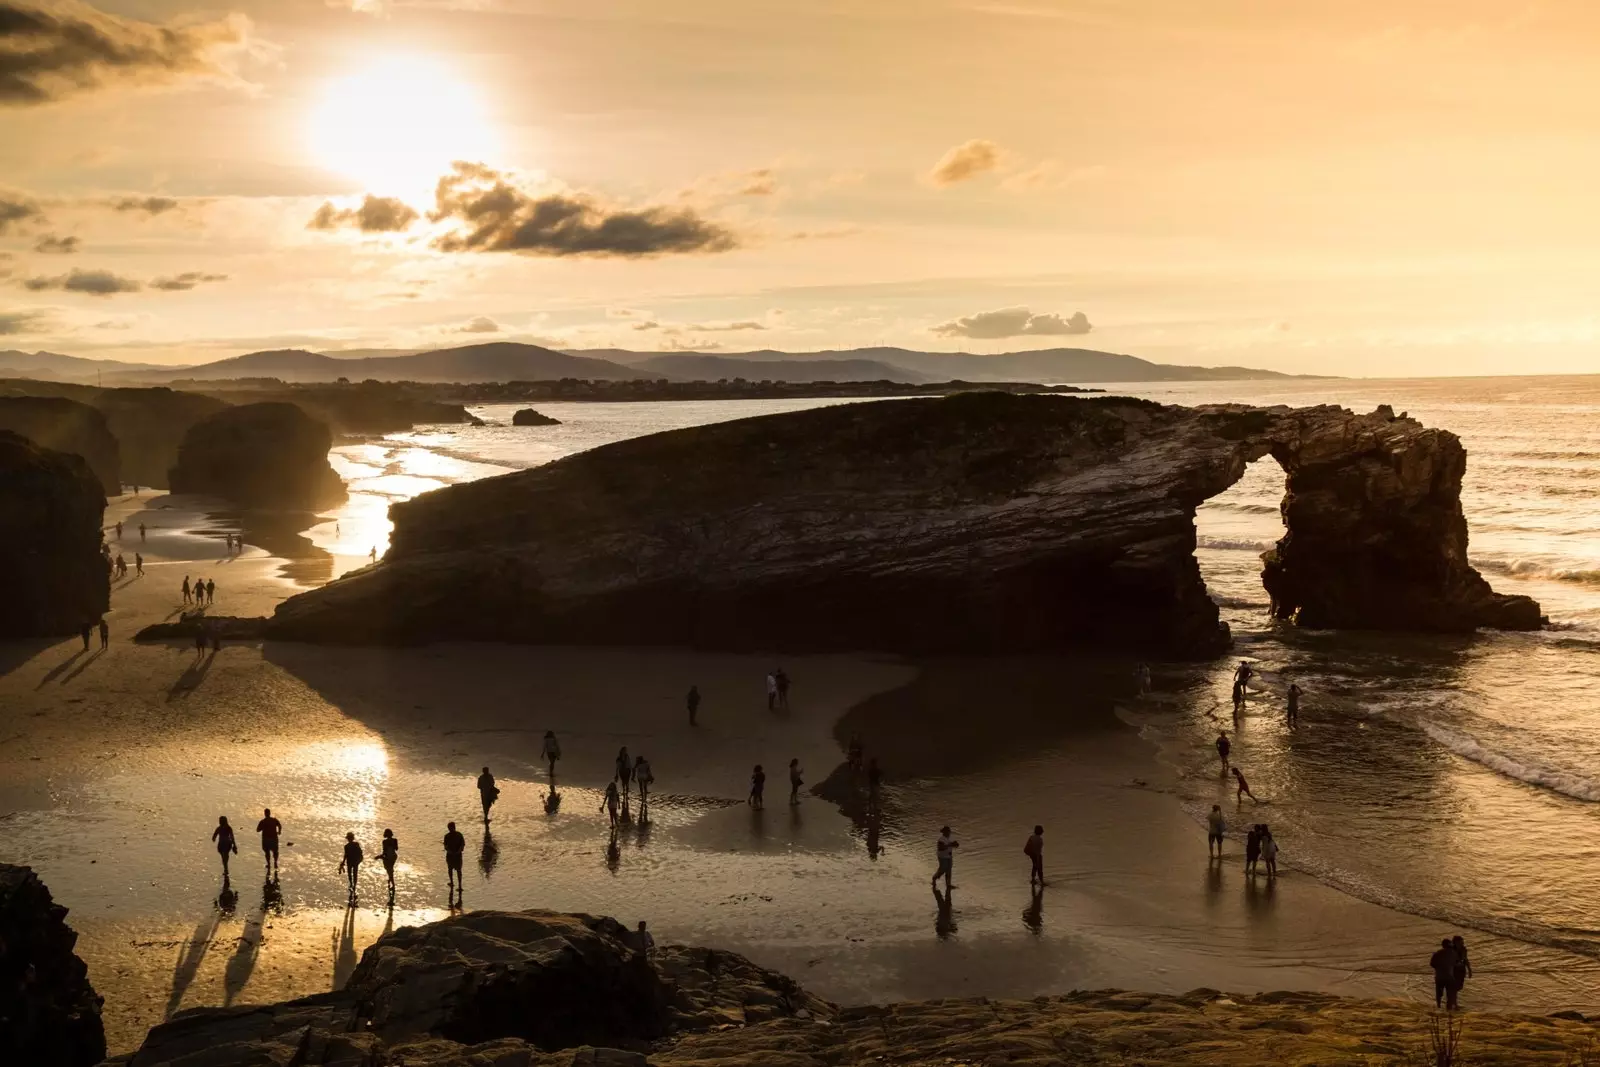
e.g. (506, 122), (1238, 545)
(1420, 722), (1600, 803)
(1196, 536), (1276, 552)
(1203, 501), (1281, 516)
(1506, 451), (1600, 461)
(1472, 558), (1600, 586)
(1212, 595), (1271, 609)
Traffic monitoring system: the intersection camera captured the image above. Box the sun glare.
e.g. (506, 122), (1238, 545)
(309, 55), (497, 202)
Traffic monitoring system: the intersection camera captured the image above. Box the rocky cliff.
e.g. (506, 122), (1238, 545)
(0, 431), (108, 638)
(89, 388), (229, 490)
(0, 865), (105, 1067)
(267, 394), (1537, 654)
(168, 402), (347, 510)
(110, 908), (1600, 1066)
(0, 396), (120, 495)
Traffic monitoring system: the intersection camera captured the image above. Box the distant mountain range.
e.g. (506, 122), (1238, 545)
(0, 343), (1312, 386)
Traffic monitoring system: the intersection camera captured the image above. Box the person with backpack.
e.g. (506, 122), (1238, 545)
(477, 766), (499, 822)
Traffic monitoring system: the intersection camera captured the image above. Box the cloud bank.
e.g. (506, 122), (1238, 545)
(307, 195), (419, 234)
(21, 267), (226, 294)
(0, 308), (47, 334)
(33, 233), (77, 253)
(0, 191), (43, 232)
(932, 307), (1092, 339)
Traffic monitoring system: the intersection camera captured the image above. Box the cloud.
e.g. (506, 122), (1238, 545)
(0, 190), (43, 233)
(927, 139), (1002, 187)
(33, 233), (78, 253)
(0, 1), (253, 106)
(431, 162), (737, 258)
(455, 315), (499, 334)
(690, 320), (766, 332)
(0, 308), (48, 334)
(739, 168), (778, 196)
(632, 320), (660, 331)
(307, 195), (419, 234)
(149, 271), (227, 291)
(932, 307), (1093, 339)
(108, 195), (180, 215)
(607, 307), (652, 319)
(23, 267), (141, 295)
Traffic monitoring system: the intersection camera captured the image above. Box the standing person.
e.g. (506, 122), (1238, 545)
(788, 758), (804, 806)
(182, 576), (191, 604)
(931, 825), (959, 891)
(369, 547), (377, 564)
(601, 781), (621, 827)
(380, 829), (399, 895)
(477, 767), (499, 822)
(1215, 731), (1231, 774)
(541, 730), (561, 777)
(1232, 767), (1257, 804)
(847, 734), (864, 772)
(212, 816), (238, 878)
(206, 578), (215, 605)
(1450, 935), (1472, 1009)
(1207, 804), (1226, 857)
(79, 622), (91, 651)
(115, 554), (126, 578)
(1135, 663), (1152, 695)
(634, 755), (654, 804)
(134, 552), (143, 576)
(443, 822), (466, 897)
(614, 747), (632, 800)
(1024, 825), (1045, 886)
(1232, 660), (1253, 708)
(1286, 683), (1302, 728)
(686, 685), (700, 726)
(139, 522), (147, 542)
(256, 809), (282, 876)
(765, 671), (777, 711)
(1430, 939), (1457, 1009)
(97, 618), (108, 650)
(1261, 826), (1279, 879)
(338, 833), (363, 901)
(636, 920), (655, 954)
(1245, 824), (1262, 876)
(749, 764), (766, 809)
(115, 521), (122, 539)
(775, 668), (791, 710)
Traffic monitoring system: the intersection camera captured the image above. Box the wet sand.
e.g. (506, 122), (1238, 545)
(3, 492), (1596, 1055)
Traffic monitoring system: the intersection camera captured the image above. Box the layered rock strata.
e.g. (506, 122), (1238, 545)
(0, 865), (105, 1067)
(267, 394), (1537, 654)
(0, 396), (120, 495)
(168, 402), (347, 510)
(0, 431), (109, 637)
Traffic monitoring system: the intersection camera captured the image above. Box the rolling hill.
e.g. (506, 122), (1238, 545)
(624, 353), (935, 384)
(124, 342), (653, 384)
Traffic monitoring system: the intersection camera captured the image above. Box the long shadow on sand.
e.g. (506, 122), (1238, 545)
(168, 650), (218, 701)
(34, 646), (87, 688)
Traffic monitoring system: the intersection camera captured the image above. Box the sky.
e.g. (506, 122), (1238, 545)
(3, 1), (1600, 375)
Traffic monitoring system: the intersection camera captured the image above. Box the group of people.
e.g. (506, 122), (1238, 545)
(102, 544), (142, 579)
(1206, 804), (1281, 880)
(182, 575), (217, 606)
(79, 618), (109, 651)
(221, 533), (243, 555)
(764, 669), (792, 711)
(1429, 936), (1474, 1010)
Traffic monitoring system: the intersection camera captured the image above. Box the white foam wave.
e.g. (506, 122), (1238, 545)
(1420, 722), (1600, 802)
(1196, 536), (1276, 552)
(1472, 557), (1600, 586)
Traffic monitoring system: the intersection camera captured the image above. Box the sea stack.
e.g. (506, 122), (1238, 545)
(0, 430), (109, 638)
(512, 407), (561, 426)
(0, 396), (121, 496)
(266, 394), (1538, 652)
(168, 402), (347, 510)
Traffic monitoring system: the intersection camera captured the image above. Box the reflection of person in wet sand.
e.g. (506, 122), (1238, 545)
(211, 816), (237, 877)
(932, 886), (956, 939)
(1022, 885), (1044, 934)
(479, 829), (498, 879)
(544, 784), (561, 814)
(686, 684), (700, 725)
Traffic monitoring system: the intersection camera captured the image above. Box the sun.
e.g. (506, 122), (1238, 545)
(309, 55), (498, 202)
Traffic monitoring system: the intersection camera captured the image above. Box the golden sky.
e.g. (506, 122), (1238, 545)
(2, 0), (1599, 374)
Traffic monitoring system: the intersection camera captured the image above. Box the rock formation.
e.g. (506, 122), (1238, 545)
(168, 402), (347, 510)
(0, 431), (108, 638)
(0, 396), (120, 495)
(88, 387), (229, 490)
(267, 394), (1538, 654)
(513, 407), (562, 426)
(111, 908), (1600, 1066)
(0, 865), (105, 1067)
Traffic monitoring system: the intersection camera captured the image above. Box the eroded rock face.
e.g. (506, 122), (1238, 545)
(267, 394), (1537, 654)
(0, 865), (106, 1067)
(168, 402), (347, 510)
(0, 431), (108, 638)
(89, 388), (229, 490)
(0, 396), (120, 495)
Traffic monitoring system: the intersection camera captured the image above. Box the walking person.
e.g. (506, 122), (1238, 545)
(788, 758), (804, 806)
(443, 822), (466, 898)
(1286, 683), (1302, 728)
(182, 576), (191, 604)
(601, 781), (621, 828)
(686, 685), (700, 726)
(477, 767), (499, 823)
(1449, 935), (1472, 1009)
(765, 671), (777, 711)
(614, 747), (632, 800)
(1261, 826), (1279, 879)
(541, 730), (561, 777)
(212, 816), (238, 878)
(931, 825), (959, 891)
(1024, 824), (1045, 886)
(380, 829), (399, 896)
(749, 764), (766, 809)
(1245, 824), (1261, 876)
(338, 832), (363, 901)
(847, 734), (863, 772)
(1232, 660), (1253, 709)
(80, 622), (91, 651)
(1207, 804), (1226, 857)
(256, 808), (282, 876)
(634, 755), (654, 805)
(1216, 731), (1231, 774)
(1135, 662), (1152, 695)
(205, 578), (215, 605)
(98, 618), (108, 650)
(115, 521), (123, 539)
(139, 522), (146, 542)
(1430, 939), (1457, 1009)
(135, 552), (143, 576)
(1233, 767), (1258, 803)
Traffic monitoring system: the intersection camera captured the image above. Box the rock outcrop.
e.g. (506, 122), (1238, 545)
(88, 388), (229, 490)
(267, 394), (1538, 654)
(513, 407), (561, 426)
(0, 396), (120, 495)
(168, 402), (347, 510)
(0, 431), (108, 638)
(0, 865), (105, 1067)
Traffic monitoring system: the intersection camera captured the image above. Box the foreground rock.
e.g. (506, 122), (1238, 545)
(0, 431), (108, 638)
(513, 407), (561, 426)
(0, 396), (120, 495)
(168, 402), (347, 510)
(269, 394), (1538, 655)
(112, 908), (1600, 1066)
(0, 865), (105, 1067)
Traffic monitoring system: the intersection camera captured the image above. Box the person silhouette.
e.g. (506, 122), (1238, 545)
(380, 829), (399, 896)
(601, 781), (621, 828)
(541, 730), (561, 778)
(338, 832), (363, 900)
(614, 747), (632, 800)
(477, 766), (498, 822)
(749, 764), (766, 809)
(255, 808), (282, 876)
(788, 758), (804, 806)
(686, 685), (701, 726)
(443, 821), (466, 898)
(211, 816), (238, 877)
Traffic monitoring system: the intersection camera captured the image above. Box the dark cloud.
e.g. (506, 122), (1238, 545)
(928, 139), (1002, 186)
(0, 1), (249, 106)
(0, 190), (43, 233)
(307, 195), (419, 234)
(108, 195), (180, 215)
(149, 271), (226, 291)
(33, 233), (78, 253)
(455, 316), (499, 334)
(932, 307), (1092, 339)
(23, 267), (140, 294)
(0, 307), (47, 334)
(431, 162), (737, 258)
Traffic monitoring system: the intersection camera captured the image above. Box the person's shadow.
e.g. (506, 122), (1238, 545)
(933, 887), (957, 940)
(167, 653), (216, 701)
(478, 830), (498, 879)
(332, 905), (359, 991)
(165, 910), (222, 1019)
(866, 816), (882, 861)
(1206, 856), (1224, 902)
(59, 648), (105, 685)
(35, 648), (84, 689)
(1022, 886), (1044, 935)
(222, 905), (264, 1007)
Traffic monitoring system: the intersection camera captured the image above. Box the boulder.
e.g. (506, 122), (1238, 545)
(267, 394), (1538, 654)
(0, 865), (105, 1067)
(0, 431), (108, 638)
(513, 408), (561, 427)
(0, 396), (120, 495)
(168, 402), (347, 510)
